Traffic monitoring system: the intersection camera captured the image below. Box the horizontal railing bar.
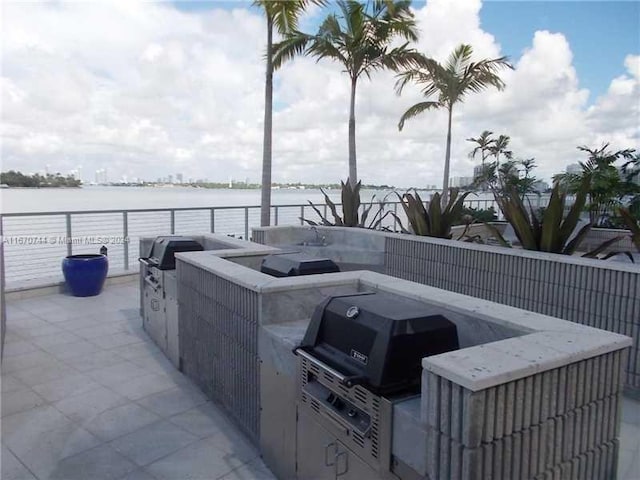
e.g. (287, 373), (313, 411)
(0, 201), (406, 218)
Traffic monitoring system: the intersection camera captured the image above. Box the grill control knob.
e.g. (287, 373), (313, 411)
(347, 409), (357, 418)
(346, 306), (360, 319)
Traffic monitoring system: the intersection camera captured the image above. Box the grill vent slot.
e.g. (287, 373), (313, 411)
(352, 431), (365, 448)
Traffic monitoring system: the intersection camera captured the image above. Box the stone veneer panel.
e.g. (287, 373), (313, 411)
(385, 235), (640, 390)
(421, 349), (626, 480)
(177, 260), (260, 441)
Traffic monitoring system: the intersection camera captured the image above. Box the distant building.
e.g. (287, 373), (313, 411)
(167, 175), (173, 184)
(95, 169), (108, 184)
(176, 173), (183, 184)
(450, 176), (474, 188)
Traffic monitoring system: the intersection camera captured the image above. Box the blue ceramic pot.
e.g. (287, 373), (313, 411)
(62, 254), (108, 297)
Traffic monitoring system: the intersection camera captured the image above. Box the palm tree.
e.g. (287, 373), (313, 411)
(396, 44), (513, 203)
(467, 130), (494, 167)
(255, 0), (324, 226)
(490, 134), (513, 166)
(273, 0), (422, 187)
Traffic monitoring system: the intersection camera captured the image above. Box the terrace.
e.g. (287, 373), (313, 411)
(1, 281), (274, 480)
(2, 226), (639, 480)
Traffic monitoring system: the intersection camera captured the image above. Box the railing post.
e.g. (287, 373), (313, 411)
(170, 210), (175, 234)
(123, 211), (129, 270)
(65, 213), (72, 257)
(210, 208), (215, 233)
(244, 207), (249, 240)
(274, 206), (279, 226)
(300, 205), (304, 226)
(393, 203), (398, 231)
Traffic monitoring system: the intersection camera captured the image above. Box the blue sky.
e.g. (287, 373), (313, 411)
(174, 0), (639, 102)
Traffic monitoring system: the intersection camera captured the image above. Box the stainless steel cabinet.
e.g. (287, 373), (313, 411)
(297, 410), (379, 480)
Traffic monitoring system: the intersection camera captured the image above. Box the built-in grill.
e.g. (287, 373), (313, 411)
(295, 292), (459, 476)
(139, 236), (204, 367)
(260, 252), (340, 277)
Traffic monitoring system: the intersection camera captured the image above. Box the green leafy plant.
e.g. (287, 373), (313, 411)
(553, 144), (638, 226)
(491, 179), (626, 258)
(619, 207), (640, 253)
(301, 179), (390, 229)
(459, 206), (497, 223)
(394, 188), (472, 238)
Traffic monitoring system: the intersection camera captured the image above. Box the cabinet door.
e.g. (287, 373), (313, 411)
(297, 410), (338, 480)
(335, 441), (379, 480)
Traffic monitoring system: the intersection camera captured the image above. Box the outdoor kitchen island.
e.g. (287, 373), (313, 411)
(174, 248), (631, 480)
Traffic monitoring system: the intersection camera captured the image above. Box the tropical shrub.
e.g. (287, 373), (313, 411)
(394, 189), (471, 238)
(301, 179), (390, 229)
(458, 206), (498, 224)
(553, 144), (639, 226)
(490, 179), (625, 258)
(619, 207), (640, 253)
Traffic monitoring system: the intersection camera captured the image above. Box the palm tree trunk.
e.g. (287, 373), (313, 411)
(441, 106), (453, 204)
(348, 76), (358, 187)
(260, 17), (274, 227)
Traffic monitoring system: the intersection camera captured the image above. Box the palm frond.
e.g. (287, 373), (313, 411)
(398, 101), (441, 130)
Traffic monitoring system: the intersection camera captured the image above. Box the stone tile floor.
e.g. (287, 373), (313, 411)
(1, 282), (275, 480)
(1, 281), (639, 479)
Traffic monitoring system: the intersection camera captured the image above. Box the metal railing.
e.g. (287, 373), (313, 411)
(0, 197), (527, 285)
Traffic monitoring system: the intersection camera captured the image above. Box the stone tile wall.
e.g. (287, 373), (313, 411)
(177, 260), (260, 442)
(385, 236), (640, 390)
(422, 349), (626, 479)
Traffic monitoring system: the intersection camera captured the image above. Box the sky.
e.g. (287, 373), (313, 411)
(1, 0), (639, 188)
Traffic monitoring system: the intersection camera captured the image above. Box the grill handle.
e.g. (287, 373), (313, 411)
(294, 349), (347, 383)
(341, 375), (366, 388)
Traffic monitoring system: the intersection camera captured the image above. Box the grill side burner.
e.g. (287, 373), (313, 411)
(260, 252), (340, 277)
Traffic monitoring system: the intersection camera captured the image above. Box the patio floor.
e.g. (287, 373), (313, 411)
(1, 281), (639, 480)
(1, 281), (275, 480)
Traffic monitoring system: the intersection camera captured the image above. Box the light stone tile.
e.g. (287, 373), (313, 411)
(117, 469), (159, 480)
(84, 403), (160, 441)
(1, 445), (38, 480)
(1, 350), (61, 375)
(136, 387), (207, 418)
(1, 375), (28, 394)
(219, 458), (276, 480)
(2, 341), (40, 357)
(7, 422), (102, 479)
(49, 444), (137, 480)
(90, 332), (145, 350)
(111, 373), (178, 401)
(62, 350), (127, 372)
(168, 402), (234, 438)
(11, 323), (63, 339)
(11, 362), (79, 387)
(74, 324), (127, 340)
(44, 339), (105, 359)
(87, 362), (151, 388)
(110, 342), (162, 361)
(54, 386), (128, 423)
(1, 388), (47, 417)
(146, 435), (257, 480)
(31, 331), (82, 348)
(31, 373), (102, 402)
(110, 420), (198, 466)
(1, 406), (72, 451)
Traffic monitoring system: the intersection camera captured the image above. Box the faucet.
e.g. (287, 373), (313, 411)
(308, 226), (325, 245)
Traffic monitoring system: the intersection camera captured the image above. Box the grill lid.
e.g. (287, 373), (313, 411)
(143, 236), (203, 270)
(260, 252), (340, 277)
(298, 292), (459, 396)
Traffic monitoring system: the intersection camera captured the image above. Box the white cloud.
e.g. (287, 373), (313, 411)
(1, 0), (638, 187)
